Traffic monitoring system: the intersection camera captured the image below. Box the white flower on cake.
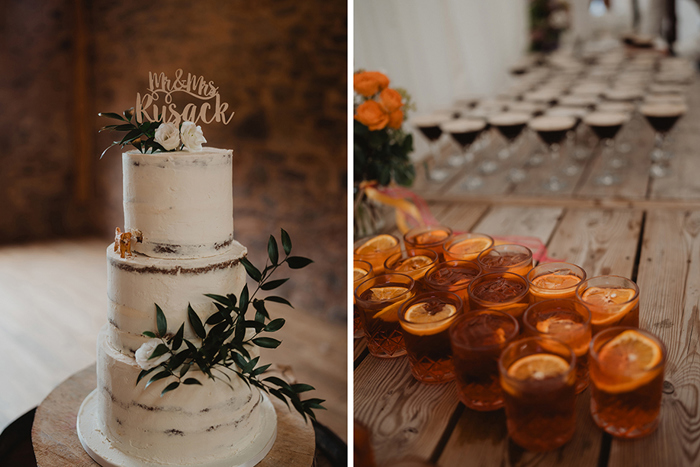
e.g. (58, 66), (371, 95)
(180, 121), (207, 152)
(154, 122), (181, 151)
(135, 339), (170, 370)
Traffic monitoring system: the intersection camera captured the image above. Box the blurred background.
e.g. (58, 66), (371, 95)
(0, 0), (347, 446)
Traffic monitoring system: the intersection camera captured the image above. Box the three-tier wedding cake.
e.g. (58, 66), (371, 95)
(78, 148), (277, 466)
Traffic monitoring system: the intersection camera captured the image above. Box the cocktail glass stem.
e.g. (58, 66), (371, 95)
(650, 133), (671, 178)
(543, 143), (567, 192)
(594, 139), (621, 186)
(427, 141), (450, 182)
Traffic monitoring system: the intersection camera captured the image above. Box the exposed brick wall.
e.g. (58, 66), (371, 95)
(0, 0), (347, 322)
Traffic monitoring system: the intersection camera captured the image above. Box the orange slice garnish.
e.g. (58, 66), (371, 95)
(353, 267), (370, 282)
(356, 234), (398, 255)
(531, 273), (581, 290)
(414, 230), (450, 245)
(368, 286), (411, 321)
(582, 287), (636, 326)
(394, 255), (433, 272)
(595, 330), (662, 393)
(400, 302), (458, 335)
(507, 353), (570, 381)
(449, 238), (492, 256)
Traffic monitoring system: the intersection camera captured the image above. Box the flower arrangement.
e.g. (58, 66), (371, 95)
(99, 108), (206, 158)
(529, 0), (571, 52)
(353, 71), (415, 187)
(134, 230), (324, 422)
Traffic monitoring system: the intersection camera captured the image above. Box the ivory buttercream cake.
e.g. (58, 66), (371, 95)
(92, 148), (277, 465)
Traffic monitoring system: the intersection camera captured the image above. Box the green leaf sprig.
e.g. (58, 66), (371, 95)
(98, 108), (166, 158)
(136, 229), (323, 422)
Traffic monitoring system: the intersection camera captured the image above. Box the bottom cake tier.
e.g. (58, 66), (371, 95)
(95, 325), (277, 465)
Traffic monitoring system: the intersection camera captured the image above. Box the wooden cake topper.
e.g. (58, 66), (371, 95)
(135, 69), (235, 126)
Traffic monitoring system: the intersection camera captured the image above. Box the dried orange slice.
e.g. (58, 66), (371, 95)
(369, 286), (406, 301)
(448, 238), (492, 256)
(595, 330), (662, 393)
(536, 315), (581, 334)
(582, 287), (636, 327)
(507, 353), (570, 381)
(531, 273), (581, 290)
(394, 255), (433, 272)
(353, 267), (370, 282)
(400, 302), (458, 335)
(356, 234), (398, 255)
(368, 286), (411, 321)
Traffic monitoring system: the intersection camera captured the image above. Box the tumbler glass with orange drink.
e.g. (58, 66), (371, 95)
(575, 275), (639, 334)
(354, 234), (401, 274)
(523, 299), (592, 393)
(499, 337), (577, 451)
(423, 260), (482, 307)
(353, 259), (373, 338)
(399, 291), (463, 383)
(589, 327), (666, 438)
(450, 309), (520, 410)
(355, 273), (415, 358)
(443, 233), (494, 262)
(468, 272), (530, 323)
(477, 244), (534, 277)
(527, 262), (586, 303)
(403, 225), (453, 260)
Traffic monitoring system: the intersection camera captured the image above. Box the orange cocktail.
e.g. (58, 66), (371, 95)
(527, 262), (586, 303)
(589, 327), (666, 438)
(423, 260), (482, 307)
(523, 299), (592, 393)
(384, 248), (439, 292)
(477, 244), (534, 277)
(450, 309), (519, 410)
(576, 275), (639, 334)
(354, 234), (401, 274)
(499, 337), (577, 452)
(403, 225), (453, 260)
(353, 259), (373, 338)
(443, 233), (494, 262)
(355, 273), (415, 358)
(399, 291), (463, 383)
(468, 272), (530, 324)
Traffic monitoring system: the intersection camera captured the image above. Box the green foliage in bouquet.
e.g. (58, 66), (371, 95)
(136, 229), (324, 422)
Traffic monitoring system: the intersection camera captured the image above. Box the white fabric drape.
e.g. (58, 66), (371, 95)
(354, 0), (529, 114)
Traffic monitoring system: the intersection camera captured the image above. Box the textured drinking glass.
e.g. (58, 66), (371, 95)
(450, 309), (519, 411)
(403, 225), (453, 261)
(442, 233), (494, 262)
(354, 234), (401, 275)
(353, 259), (373, 339)
(468, 272), (530, 324)
(576, 275), (639, 335)
(523, 299), (592, 393)
(423, 260), (482, 307)
(477, 244), (534, 277)
(589, 327), (666, 438)
(355, 273), (415, 358)
(527, 262), (586, 303)
(384, 248), (439, 292)
(499, 337), (577, 452)
(399, 291), (463, 383)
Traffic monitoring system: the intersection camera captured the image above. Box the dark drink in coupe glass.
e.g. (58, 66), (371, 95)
(412, 114), (454, 181)
(529, 115), (577, 192)
(488, 112), (531, 142)
(583, 112), (630, 186)
(640, 102), (687, 134)
(442, 118), (487, 148)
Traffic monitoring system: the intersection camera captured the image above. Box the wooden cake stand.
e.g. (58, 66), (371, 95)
(31, 365), (315, 467)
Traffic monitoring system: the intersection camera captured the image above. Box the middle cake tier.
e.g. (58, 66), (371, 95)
(107, 240), (247, 356)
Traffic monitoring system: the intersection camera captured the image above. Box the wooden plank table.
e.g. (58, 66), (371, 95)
(354, 78), (700, 466)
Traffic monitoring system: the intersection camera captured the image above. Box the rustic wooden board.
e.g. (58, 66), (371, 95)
(545, 208), (644, 276)
(470, 205), (564, 244)
(354, 357), (461, 465)
(31, 366), (315, 467)
(608, 209), (700, 466)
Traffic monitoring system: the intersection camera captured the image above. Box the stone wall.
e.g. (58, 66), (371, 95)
(0, 0), (347, 322)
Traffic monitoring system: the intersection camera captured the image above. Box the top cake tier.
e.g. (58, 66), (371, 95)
(123, 148), (234, 259)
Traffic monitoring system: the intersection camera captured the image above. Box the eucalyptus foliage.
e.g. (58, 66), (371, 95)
(98, 108), (166, 158)
(137, 229), (324, 422)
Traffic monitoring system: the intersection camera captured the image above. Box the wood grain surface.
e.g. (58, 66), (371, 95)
(31, 365), (315, 467)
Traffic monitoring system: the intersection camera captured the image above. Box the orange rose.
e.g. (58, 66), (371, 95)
(379, 88), (403, 113)
(355, 100), (390, 131)
(388, 109), (404, 129)
(354, 71), (390, 97)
